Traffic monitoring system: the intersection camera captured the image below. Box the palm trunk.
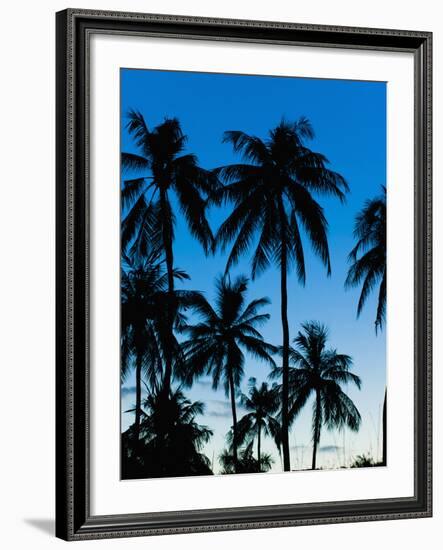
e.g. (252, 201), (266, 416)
(382, 388), (387, 466)
(228, 370), (239, 472)
(279, 201), (291, 472)
(257, 422), (261, 472)
(160, 189), (174, 396)
(134, 353), (143, 442)
(312, 388), (322, 470)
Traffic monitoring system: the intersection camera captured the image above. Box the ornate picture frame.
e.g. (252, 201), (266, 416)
(56, 9), (432, 541)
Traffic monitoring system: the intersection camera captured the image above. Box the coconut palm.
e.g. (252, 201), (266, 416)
(272, 321), (361, 470)
(350, 453), (379, 468)
(212, 119), (348, 470)
(121, 113), (219, 395)
(121, 250), (198, 442)
(233, 377), (281, 469)
(180, 275), (276, 472)
(121, 248), (166, 442)
(219, 442), (274, 474)
(345, 187), (386, 332)
(122, 389), (213, 479)
(345, 186), (386, 464)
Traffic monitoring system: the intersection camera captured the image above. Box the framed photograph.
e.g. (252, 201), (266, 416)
(56, 9), (432, 541)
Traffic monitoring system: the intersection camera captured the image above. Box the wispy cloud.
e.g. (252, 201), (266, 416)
(196, 380), (213, 389)
(207, 410), (231, 418)
(121, 386), (136, 397)
(319, 445), (343, 453)
(290, 444), (343, 454)
(211, 399), (231, 409)
(205, 399), (246, 418)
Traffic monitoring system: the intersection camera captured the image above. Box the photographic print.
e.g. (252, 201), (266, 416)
(120, 68), (387, 480)
(56, 11), (432, 539)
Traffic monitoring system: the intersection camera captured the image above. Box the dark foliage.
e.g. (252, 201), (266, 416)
(121, 248), (202, 441)
(345, 187), (386, 332)
(219, 442), (274, 474)
(350, 453), (382, 468)
(232, 377), (281, 468)
(122, 389), (213, 479)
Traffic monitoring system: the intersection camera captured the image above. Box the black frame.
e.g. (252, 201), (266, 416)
(56, 8), (432, 541)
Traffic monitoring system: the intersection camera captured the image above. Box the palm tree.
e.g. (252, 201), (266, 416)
(345, 186), (386, 464)
(219, 442), (274, 474)
(121, 113), (219, 396)
(234, 377), (281, 469)
(122, 389), (213, 479)
(272, 321), (361, 470)
(180, 275), (276, 472)
(121, 249), (166, 442)
(212, 119), (349, 470)
(350, 453), (379, 468)
(121, 250), (197, 442)
(345, 187), (386, 332)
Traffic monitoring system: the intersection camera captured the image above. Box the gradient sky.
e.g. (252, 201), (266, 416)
(120, 68), (387, 473)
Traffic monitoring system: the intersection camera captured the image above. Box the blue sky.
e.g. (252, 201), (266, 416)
(120, 68), (386, 473)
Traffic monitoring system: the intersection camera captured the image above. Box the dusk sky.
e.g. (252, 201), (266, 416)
(120, 68), (387, 473)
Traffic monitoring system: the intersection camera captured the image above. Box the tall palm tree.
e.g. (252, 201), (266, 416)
(121, 250), (197, 442)
(345, 187), (386, 332)
(234, 377), (281, 469)
(212, 119), (349, 470)
(180, 275), (276, 471)
(121, 113), (219, 395)
(272, 321), (361, 470)
(345, 186), (386, 464)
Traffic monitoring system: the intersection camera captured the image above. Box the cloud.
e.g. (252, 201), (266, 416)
(210, 399), (231, 409)
(121, 386), (136, 397)
(206, 399), (231, 418)
(289, 445), (343, 453)
(196, 380), (213, 389)
(205, 399), (246, 418)
(319, 445), (343, 453)
(207, 410), (232, 418)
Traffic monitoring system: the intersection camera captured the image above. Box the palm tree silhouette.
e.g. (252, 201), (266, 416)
(180, 275), (276, 471)
(345, 187), (386, 332)
(272, 321), (361, 470)
(121, 248), (167, 442)
(234, 377), (281, 469)
(345, 186), (386, 464)
(219, 442), (274, 474)
(212, 119), (348, 470)
(122, 389), (213, 479)
(122, 113), (219, 396)
(121, 249), (199, 441)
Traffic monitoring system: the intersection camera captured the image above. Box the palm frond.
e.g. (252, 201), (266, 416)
(375, 269), (386, 332)
(121, 177), (150, 211)
(121, 193), (148, 252)
(125, 110), (151, 157)
(287, 183), (331, 275)
(174, 175), (214, 253)
(251, 204), (279, 279)
(346, 188), (386, 331)
(121, 152), (150, 173)
(222, 131), (269, 164)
